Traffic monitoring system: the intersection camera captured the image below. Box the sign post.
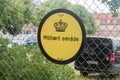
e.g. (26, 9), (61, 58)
(38, 9), (86, 64)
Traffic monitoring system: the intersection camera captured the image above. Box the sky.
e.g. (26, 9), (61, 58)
(68, 0), (110, 13)
(33, 0), (110, 13)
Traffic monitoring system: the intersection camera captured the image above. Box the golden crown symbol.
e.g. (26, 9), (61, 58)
(54, 19), (68, 32)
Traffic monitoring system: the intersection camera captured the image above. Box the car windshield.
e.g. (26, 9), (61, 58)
(85, 37), (113, 54)
(12, 34), (37, 42)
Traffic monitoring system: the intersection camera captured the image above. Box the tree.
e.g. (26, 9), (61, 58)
(72, 5), (97, 34)
(22, 0), (39, 25)
(38, 0), (97, 34)
(0, 0), (38, 35)
(0, 0), (25, 35)
(99, 0), (120, 16)
(38, 0), (72, 20)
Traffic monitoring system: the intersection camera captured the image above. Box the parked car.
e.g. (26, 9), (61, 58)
(25, 35), (37, 46)
(0, 31), (4, 38)
(75, 36), (120, 76)
(12, 34), (37, 46)
(3, 33), (13, 41)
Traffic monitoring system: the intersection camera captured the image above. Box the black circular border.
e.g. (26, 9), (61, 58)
(38, 9), (86, 64)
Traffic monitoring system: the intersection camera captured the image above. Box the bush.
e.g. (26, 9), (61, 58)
(0, 38), (9, 52)
(0, 42), (77, 80)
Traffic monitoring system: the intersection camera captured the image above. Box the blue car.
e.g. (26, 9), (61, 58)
(12, 34), (37, 46)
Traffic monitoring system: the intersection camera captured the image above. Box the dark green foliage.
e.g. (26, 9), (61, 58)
(0, 0), (25, 35)
(0, 0), (97, 35)
(0, 39), (77, 80)
(0, 39), (9, 53)
(99, 0), (120, 17)
(72, 5), (97, 34)
(0, 0), (38, 35)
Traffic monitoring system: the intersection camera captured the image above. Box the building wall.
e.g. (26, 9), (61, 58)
(22, 24), (38, 34)
(93, 13), (120, 37)
(95, 24), (120, 37)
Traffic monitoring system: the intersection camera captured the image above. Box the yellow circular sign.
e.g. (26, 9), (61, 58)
(38, 9), (86, 64)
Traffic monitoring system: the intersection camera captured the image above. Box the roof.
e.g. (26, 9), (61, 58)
(94, 13), (120, 25)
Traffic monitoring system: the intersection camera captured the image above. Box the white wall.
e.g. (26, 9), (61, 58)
(97, 25), (120, 37)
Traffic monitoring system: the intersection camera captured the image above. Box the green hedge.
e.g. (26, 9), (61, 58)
(0, 38), (9, 53)
(0, 39), (77, 80)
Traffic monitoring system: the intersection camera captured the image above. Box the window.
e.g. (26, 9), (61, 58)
(113, 20), (116, 23)
(107, 20), (110, 23)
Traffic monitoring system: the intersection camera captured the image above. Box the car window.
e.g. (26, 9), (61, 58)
(115, 46), (120, 63)
(116, 53), (120, 63)
(116, 46), (120, 51)
(84, 37), (113, 55)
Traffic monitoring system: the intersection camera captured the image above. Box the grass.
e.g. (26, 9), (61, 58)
(72, 67), (120, 80)
(77, 75), (120, 80)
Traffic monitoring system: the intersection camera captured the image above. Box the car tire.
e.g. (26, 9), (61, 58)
(80, 71), (88, 76)
(116, 72), (120, 77)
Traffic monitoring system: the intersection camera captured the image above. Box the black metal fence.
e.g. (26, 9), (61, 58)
(0, 0), (120, 80)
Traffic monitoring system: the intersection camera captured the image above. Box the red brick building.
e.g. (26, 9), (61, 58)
(94, 13), (120, 37)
